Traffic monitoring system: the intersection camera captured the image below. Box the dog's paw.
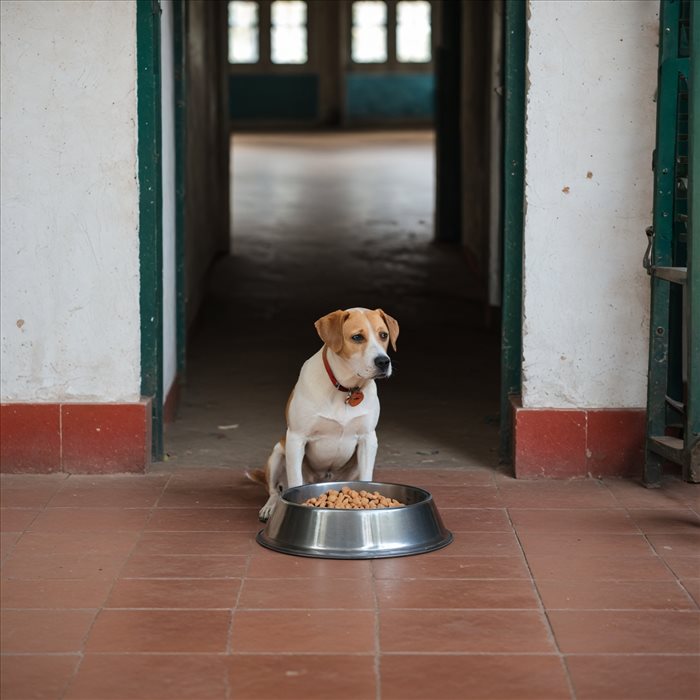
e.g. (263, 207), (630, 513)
(258, 501), (277, 522)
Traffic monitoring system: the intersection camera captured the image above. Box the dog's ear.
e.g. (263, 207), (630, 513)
(376, 309), (399, 351)
(315, 310), (348, 353)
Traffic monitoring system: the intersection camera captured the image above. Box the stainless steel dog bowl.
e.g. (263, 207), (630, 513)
(256, 481), (453, 559)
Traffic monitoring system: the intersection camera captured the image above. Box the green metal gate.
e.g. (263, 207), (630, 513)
(644, 0), (699, 484)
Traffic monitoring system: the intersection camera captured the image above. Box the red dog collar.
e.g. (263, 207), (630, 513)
(322, 346), (364, 406)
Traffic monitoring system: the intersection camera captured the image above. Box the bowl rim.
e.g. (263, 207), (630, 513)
(280, 480), (433, 510)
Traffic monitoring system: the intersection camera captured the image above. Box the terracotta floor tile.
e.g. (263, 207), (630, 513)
(566, 654), (700, 700)
(231, 609), (375, 652)
(48, 475), (168, 508)
(548, 610), (700, 653)
(378, 467), (496, 486)
(227, 654), (376, 699)
(681, 578), (700, 607)
(65, 654), (227, 699)
(0, 531), (21, 561)
(132, 530), (253, 556)
(247, 549), (372, 578)
(28, 508), (151, 532)
(2, 552), (129, 580)
(106, 578), (240, 608)
(1, 508), (40, 531)
(536, 579), (696, 610)
(1, 610), (96, 652)
(426, 485), (502, 508)
(158, 481), (255, 508)
(372, 553), (530, 579)
(440, 532), (522, 556)
(146, 507), (260, 532)
(238, 576), (374, 609)
(647, 533), (700, 558)
(603, 478), (695, 509)
(120, 553), (248, 578)
(438, 507), (512, 531)
(85, 609), (231, 652)
(509, 508), (639, 533)
(525, 554), (675, 581)
(627, 508), (700, 533)
(376, 578), (539, 609)
(379, 609), (555, 653)
(664, 556), (700, 578)
(497, 481), (619, 508)
(380, 654), (571, 700)
(10, 531), (138, 557)
(1, 577), (114, 609)
(517, 532), (655, 557)
(0, 477), (66, 508)
(1, 654), (79, 700)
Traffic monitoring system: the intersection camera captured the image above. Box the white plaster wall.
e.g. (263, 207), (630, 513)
(0, 1), (140, 402)
(522, 0), (658, 409)
(161, 0), (178, 403)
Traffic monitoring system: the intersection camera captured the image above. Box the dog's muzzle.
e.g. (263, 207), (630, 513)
(373, 355), (391, 378)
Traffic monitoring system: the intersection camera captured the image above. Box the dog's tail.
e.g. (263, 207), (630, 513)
(245, 468), (268, 488)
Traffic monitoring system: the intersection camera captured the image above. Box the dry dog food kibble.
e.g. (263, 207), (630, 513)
(302, 486), (405, 509)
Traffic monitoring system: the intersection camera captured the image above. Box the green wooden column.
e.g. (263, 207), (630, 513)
(137, 0), (164, 460)
(173, 0), (187, 379)
(687, 0), (699, 478)
(499, 0), (526, 462)
(645, 0), (698, 483)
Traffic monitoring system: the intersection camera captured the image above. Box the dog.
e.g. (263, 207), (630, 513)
(250, 307), (399, 522)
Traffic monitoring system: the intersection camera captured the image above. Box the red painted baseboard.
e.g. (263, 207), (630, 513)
(0, 400), (152, 474)
(511, 397), (645, 478)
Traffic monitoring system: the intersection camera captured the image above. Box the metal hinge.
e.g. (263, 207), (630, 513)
(643, 226), (654, 274)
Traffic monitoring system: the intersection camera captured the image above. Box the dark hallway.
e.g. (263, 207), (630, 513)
(165, 131), (502, 475)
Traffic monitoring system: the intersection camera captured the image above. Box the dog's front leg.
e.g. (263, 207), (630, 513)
(356, 431), (378, 481)
(285, 430), (307, 488)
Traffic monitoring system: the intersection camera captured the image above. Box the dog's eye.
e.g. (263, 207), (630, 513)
(379, 332), (389, 341)
(351, 334), (365, 343)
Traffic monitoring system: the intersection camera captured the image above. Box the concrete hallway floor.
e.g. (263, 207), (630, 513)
(165, 131), (502, 475)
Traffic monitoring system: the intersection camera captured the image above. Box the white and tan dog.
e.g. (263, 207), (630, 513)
(252, 307), (399, 521)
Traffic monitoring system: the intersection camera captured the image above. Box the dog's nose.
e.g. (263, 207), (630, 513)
(374, 355), (391, 372)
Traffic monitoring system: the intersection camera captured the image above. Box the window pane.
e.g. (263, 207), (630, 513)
(271, 1), (308, 64)
(397, 0), (431, 63)
(228, 1), (259, 64)
(352, 1), (387, 63)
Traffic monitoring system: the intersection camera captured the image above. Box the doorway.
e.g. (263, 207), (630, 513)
(161, 0), (506, 474)
(165, 129), (501, 472)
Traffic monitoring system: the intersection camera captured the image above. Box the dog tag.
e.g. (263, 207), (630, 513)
(346, 391), (364, 407)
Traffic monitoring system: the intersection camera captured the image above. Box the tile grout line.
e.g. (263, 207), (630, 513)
(369, 559), (381, 700)
(618, 500), (700, 613)
(601, 478), (700, 611)
(57, 471), (174, 700)
(225, 529), (255, 700)
(505, 506), (578, 700)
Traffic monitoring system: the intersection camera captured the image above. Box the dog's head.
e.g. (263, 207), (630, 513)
(315, 308), (399, 380)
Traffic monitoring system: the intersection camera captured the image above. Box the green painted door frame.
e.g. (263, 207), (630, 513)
(137, 0), (164, 460)
(499, 0), (526, 462)
(173, 0), (187, 380)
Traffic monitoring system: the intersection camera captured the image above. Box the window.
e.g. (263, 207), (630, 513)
(396, 0), (431, 63)
(352, 1), (388, 64)
(228, 1), (259, 64)
(271, 1), (307, 64)
(228, 1), (309, 66)
(350, 0), (432, 66)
